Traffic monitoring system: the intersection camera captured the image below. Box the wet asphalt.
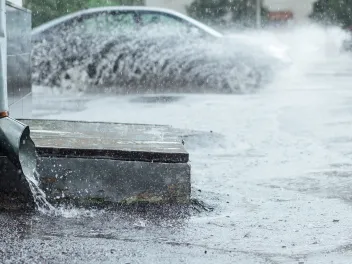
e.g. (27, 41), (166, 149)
(3, 33), (352, 263)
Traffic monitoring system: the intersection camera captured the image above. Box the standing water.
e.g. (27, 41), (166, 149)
(3, 24), (352, 263)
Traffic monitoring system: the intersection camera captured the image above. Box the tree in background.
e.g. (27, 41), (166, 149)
(186, 0), (229, 23)
(230, 0), (269, 27)
(309, 0), (352, 28)
(186, 0), (269, 28)
(24, 0), (144, 28)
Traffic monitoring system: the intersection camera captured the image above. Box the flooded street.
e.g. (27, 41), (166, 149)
(3, 26), (352, 263)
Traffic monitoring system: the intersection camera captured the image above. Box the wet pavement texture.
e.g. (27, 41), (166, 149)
(3, 28), (352, 263)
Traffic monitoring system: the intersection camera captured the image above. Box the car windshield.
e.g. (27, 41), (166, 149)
(68, 11), (137, 35)
(139, 12), (204, 37)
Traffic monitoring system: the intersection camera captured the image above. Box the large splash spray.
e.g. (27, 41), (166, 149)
(32, 25), (284, 94)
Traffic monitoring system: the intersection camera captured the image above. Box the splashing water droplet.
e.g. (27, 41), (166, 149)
(32, 27), (282, 95)
(25, 169), (56, 215)
(23, 169), (101, 218)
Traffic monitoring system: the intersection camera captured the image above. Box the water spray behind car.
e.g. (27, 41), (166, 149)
(31, 7), (288, 95)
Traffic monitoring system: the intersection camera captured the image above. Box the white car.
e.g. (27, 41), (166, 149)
(32, 6), (223, 39)
(32, 6), (290, 93)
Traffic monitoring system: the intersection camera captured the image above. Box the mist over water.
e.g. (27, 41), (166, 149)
(31, 23), (352, 218)
(32, 21), (351, 97)
(262, 24), (351, 90)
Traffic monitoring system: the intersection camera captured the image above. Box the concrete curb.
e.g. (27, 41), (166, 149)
(0, 119), (191, 209)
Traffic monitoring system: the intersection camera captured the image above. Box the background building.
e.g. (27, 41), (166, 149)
(145, 0), (318, 24)
(265, 0), (316, 23)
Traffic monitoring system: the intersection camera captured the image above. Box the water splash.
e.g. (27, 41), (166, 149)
(262, 24), (351, 92)
(23, 169), (100, 218)
(17, 135), (92, 218)
(25, 170), (56, 215)
(32, 25), (284, 94)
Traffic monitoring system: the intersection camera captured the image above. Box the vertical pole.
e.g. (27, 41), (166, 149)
(256, 0), (261, 29)
(0, 0), (7, 117)
(0, 0), (36, 178)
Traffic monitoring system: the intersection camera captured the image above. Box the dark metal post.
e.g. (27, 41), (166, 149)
(0, 0), (8, 117)
(256, 0), (261, 29)
(0, 0), (36, 176)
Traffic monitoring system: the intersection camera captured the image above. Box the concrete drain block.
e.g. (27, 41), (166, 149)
(0, 119), (191, 208)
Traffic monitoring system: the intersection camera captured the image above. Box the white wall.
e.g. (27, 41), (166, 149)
(8, 0), (22, 6)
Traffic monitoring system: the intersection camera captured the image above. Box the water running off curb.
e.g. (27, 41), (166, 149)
(25, 170), (55, 214)
(23, 169), (98, 218)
